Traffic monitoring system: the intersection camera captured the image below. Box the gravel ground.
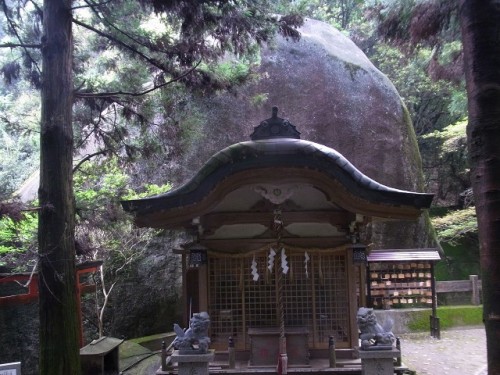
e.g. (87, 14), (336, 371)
(399, 327), (487, 375)
(121, 327), (488, 375)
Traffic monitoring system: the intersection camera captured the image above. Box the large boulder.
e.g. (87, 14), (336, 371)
(173, 18), (435, 249)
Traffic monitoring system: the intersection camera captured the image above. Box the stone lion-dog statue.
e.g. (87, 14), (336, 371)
(356, 307), (395, 350)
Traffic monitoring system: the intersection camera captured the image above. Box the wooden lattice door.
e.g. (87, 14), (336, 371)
(207, 249), (352, 351)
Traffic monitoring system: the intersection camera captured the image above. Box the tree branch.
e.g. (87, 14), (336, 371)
(72, 0), (113, 10)
(74, 61), (200, 99)
(83, 0), (163, 53)
(14, 261), (38, 288)
(72, 17), (169, 72)
(0, 43), (41, 48)
(73, 150), (109, 173)
(0, 0), (41, 74)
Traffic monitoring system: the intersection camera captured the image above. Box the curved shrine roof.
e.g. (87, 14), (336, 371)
(121, 131), (433, 229)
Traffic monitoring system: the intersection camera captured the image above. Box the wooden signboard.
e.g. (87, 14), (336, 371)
(0, 362), (21, 375)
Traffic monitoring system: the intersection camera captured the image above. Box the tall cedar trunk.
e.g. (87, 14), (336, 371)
(39, 0), (80, 374)
(459, 1), (500, 374)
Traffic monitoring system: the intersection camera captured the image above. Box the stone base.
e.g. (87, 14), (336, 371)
(168, 350), (215, 375)
(358, 348), (400, 375)
(156, 370), (173, 375)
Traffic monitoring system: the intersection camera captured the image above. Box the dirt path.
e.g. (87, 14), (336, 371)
(399, 327), (486, 375)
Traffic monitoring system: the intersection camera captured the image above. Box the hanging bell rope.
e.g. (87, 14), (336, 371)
(273, 208), (288, 374)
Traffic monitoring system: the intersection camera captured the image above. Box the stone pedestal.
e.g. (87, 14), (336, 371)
(168, 350), (214, 375)
(358, 348), (400, 375)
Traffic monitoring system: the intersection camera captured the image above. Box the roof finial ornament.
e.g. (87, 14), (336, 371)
(250, 106), (301, 141)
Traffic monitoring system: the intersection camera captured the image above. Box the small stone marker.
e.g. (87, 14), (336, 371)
(0, 362), (21, 375)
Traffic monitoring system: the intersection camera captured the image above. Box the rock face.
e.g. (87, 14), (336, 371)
(175, 18), (435, 249)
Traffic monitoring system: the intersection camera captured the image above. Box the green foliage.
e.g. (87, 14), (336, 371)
(74, 157), (171, 221)
(74, 159), (129, 211)
(0, 212), (37, 254)
(407, 306), (483, 332)
(423, 119), (467, 152)
(421, 119), (469, 206)
(423, 119), (468, 171)
(448, 88), (468, 119)
(432, 207), (477, 245)
(274, 0), (364, 29)
(123, 183), (173, 200)
(0, 46), (40, 197)
(432, 206), (479, 281)
(371, 43), (456, 135)
(439, 41), (462, 66)
(200, 58), (256, 88)
(250, 93), (269, 107)
(435, 242), (480, 281)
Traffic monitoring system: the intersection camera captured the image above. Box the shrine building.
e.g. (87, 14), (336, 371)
(121, 107), (435, 366)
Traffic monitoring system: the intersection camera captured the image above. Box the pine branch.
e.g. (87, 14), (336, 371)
(0, 43), (41, 48)
(0, 0), (41, 74)
(73, 150), (109, 173)
(74, 61), (200, 99)
(72, 0), (113, 10)
(83, 0), (166, 54)
(72, 17), (170, 72)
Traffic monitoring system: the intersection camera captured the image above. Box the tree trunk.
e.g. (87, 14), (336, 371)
(39, 0), (80, 374)
(459, 2), (500, 374)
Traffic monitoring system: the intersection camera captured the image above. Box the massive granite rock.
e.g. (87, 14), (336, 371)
(174, 18), (435, 249)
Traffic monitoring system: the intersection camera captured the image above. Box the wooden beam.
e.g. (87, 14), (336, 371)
(200, 237), (349, 252)
(200, 211), (353, 232)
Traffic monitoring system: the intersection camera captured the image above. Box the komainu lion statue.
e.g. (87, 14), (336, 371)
(173, 312), (211, 354)
(356, 307), (395, 350)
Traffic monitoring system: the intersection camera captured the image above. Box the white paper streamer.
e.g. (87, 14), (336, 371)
(304, 251), (310, 278)
(281, 248), (289, 274)
(251, 255), (259, 281)
(268, 248), (276, 272)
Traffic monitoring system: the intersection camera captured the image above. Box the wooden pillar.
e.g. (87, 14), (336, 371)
(347, 249), (358, 348)
(358, 263), (367, 308)
(430, 262), (440, 339)
(470, 275), (480, 305)
(198, 265), (208, 312)
(181, 254), (188, 326)
(366, 263), (372, 308)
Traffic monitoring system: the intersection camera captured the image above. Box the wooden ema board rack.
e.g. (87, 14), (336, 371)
(368, 261), (433, 309)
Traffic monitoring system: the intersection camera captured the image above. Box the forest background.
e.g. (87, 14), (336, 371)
(0, 0), (479, 371)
